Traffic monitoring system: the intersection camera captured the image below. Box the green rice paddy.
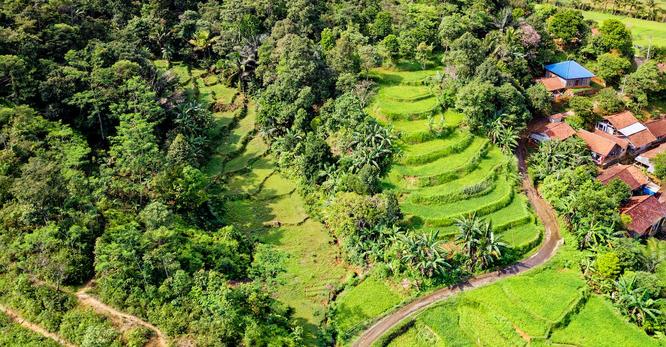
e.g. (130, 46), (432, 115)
(193, 68), (348, 344)
(370, 66), (541, 248)
(382, 258), (660, 346)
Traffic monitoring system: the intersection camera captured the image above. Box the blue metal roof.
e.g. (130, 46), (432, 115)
(544, 60), (594, 79)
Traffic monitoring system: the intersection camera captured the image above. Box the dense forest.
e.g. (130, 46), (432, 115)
(0, 0), (665, 346)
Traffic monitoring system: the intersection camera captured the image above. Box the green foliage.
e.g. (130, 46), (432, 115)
(526, 83), (552, 117)
(594, 53), (632, 87)
(624, 61), (666, 110)
(529, 138), (592, 182)
(568, 96), (597, 128)
(547, 9), (588, 46)
(594, 87), (625, 116)
(591, 19), (634, 58)
(653, 152), (666, 180)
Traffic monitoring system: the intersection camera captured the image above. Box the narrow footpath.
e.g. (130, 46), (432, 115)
(352, 139), (563, 347)
(76, 281), (168, 347)
(0, 304), (75, 347)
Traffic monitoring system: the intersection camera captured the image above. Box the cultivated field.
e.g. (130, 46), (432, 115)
(581, 10), (666, 46)
(192, 68), (349, 344)
(369, 66), (542, 247)
(331, 64), (545, 343)
(379, 246), (660, 346)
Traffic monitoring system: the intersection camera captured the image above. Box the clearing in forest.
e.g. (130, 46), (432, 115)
(196, 69), (349, 344)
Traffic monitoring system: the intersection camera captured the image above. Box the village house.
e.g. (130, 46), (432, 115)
(576, 129), (629, 166)
(548, 110), (574, 123)
(635, 142), (666, 173)
(529, 122), (576, 143)
(645, 118), (666, 142)
(621, 195), (666, 237)
(597, 164), (659, 195)
(537, 60), (594, 94)
(595, 111), (657, 154)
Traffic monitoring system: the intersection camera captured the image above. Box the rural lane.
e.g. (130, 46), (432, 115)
(0, 304), (75, 347)
(352, 139), (563, 347)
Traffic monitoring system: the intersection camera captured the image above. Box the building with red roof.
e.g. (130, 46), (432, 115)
(530, 122), (576, 142)
(596, 111), (658, 153)
(621, 195), (666, 237)
(576, 129), (628, 166)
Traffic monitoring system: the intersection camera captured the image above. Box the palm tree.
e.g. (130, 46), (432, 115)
(455, 213), (482, 261)
(578, 221), (616, 249)
(488, 117), (520, 154)
(398, 231), (450, 278)
(477, 221), (507, 270)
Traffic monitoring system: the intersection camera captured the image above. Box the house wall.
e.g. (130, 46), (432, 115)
(564, 78), (591, 88)
(635, 156), (654, 173)
(544, 71), (591, 88)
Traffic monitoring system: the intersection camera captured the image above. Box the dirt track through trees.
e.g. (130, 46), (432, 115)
(76, 281), (168, 347)
(0, 304), (75, 347)
(352, 139), (563, 347)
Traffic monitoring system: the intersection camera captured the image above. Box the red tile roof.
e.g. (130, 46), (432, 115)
(597, 164), (650, 190)
(577, 129), (621, 157)
(536, 122), (576, 141)
(627, 129), (658, 148)
(537, 77), (566, 92)
(646, 118), (666, 138)
(603, 111), (640, 129)
(621, 195), (666, 236)
(640, 142), (666, 160)
(593, 129), (630, 150)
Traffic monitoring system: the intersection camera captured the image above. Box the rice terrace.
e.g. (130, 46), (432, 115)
(0, 1), (665, 347)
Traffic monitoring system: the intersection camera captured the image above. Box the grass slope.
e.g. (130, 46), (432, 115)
(198, 75), (348, 344)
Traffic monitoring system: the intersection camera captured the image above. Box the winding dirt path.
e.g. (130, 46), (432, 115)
(76, 281), (168, 347)
(0, 304), (75, 347)
(352, 139), (563, 347)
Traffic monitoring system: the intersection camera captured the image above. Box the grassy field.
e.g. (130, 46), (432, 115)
(381, 249), (661, 347)
(194, 68), (349, 344)
(581, 10), (666, 46)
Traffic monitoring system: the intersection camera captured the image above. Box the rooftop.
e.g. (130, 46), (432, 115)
(638, 142), (666, 160)
(604, 111), (640, 130)
(577, 129), (622, 157)
(627, 129), (658, 149)
(545, 60), (595, 80)
(646, 118), (666, 138)
(621, 195), (666, 236)
(536, 122), (576, 141)
(597, 164), (650, 191)
(549, 110), (574, 122)
(537, 77), (566, 91)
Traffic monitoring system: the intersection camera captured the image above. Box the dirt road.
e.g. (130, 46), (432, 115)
(0, 304), (75, 347)
(352, 139), (563, 347)
(76, 282), (168, 347)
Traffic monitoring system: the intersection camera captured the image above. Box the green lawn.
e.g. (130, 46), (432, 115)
(581, 10), (666, 46)
(377, 85), (432, 102)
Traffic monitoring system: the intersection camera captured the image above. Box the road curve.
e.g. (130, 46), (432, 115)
(0, 304), (75, 347)
(352, 139), (563, 347)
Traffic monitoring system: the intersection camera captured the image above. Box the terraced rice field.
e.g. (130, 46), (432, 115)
(381, 258), (660, 347)
(192, 70), (348, 344)
(369, 67), (542, 249)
